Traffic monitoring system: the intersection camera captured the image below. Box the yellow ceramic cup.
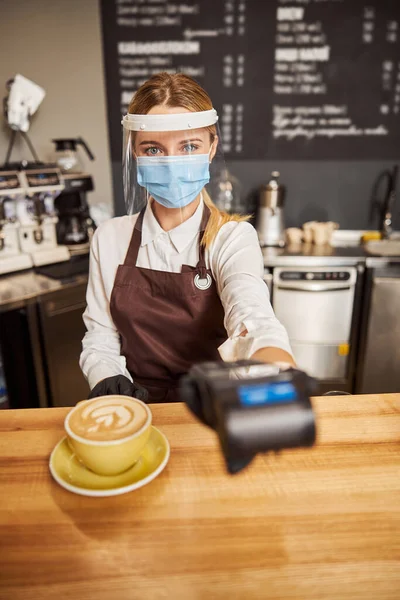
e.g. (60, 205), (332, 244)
(64, 396), (152, 476)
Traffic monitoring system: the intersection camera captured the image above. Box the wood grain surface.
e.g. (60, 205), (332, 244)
(0, 395), (399, 600)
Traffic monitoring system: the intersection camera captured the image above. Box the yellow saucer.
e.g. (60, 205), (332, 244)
(49, 426), (169, 497)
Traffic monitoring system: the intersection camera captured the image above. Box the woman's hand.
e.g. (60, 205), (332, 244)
(251, 346), (296, 367)
(88, 375), (148, 401)
(239, 328), (295, 367)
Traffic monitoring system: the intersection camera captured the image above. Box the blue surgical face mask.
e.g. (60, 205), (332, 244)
(136, 154), (210, 209)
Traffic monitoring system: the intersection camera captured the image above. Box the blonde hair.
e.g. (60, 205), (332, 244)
(128, 72), (250, 248)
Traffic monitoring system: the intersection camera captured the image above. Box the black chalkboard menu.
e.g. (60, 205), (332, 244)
(100, 0), (400, 161)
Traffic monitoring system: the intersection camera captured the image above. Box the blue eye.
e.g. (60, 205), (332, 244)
(145, 147), (162, 156)
(182, 143), (199, 153)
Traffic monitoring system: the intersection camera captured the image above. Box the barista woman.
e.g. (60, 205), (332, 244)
(80, 72), (294, 402)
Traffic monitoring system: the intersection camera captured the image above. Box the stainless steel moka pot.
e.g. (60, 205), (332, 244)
(257, 171), (286, 247)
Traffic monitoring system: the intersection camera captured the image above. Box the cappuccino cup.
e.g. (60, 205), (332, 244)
(64, 395), (152, 476)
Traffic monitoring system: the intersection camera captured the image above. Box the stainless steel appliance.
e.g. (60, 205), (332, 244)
(0, 168), (33, 274)
(2, 77), (70, 269)
(272, 266), (359, 392)
(52, 138), (96, 252)
(0, 281), (89, 408)
(15, 164), (70, 267)
(0, 164), (71, 273)
(356, 262), (400, 393)
(257, 171), (285, 247)
(36, 283), (89, 406)
(54, 173), (96, 251)
(52, 137), (95, 174)
(212, 168), (244, 214)
(263, 268), (273, 295)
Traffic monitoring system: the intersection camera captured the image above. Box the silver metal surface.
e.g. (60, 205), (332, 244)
(257, 206), (285, 247)
(257, 172), (285, 246)
(291, 342), (348, 380)
(274, 284), (355, 343)
(274, 267), (357, 291)
(357, 276), (400, 393)
(265, 256), (363, 267)
(259, 171), (283, 210)
(262, 245), (365, 267)
(262, 271), (273, 295)
(25, 302), (49, 409)
(262, 242), (400, 268)
(37, 283), (89, 406)
(194, 273), (212, 290)
(365, 240), (400, 256)
(366, 256), (400, 268)
(273, 266), (357, 380)
(0, 249), (395, 312)
(0, 270), (88, 312)
(276, 284), (352, 293)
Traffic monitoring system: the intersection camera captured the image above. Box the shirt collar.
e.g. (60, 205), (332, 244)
(141, 198), (204, 253)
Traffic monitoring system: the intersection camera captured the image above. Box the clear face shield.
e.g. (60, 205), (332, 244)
(122, 109), (226, 218)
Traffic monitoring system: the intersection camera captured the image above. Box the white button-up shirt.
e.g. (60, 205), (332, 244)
(80, 200), (292, 389)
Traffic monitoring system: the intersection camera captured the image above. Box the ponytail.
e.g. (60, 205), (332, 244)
(201, 188), (251, 248)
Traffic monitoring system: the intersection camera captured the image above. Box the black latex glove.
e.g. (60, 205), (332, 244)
(88, 375), (148, 402)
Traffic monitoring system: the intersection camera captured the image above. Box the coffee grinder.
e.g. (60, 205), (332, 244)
(257, 171), (286, 247)
(16, 164), (70, 267)
(52, 138), (96, 253)
(0, 168), (33, 275)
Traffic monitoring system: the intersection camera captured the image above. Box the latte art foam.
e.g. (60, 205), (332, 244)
(68, 397), (149, 441)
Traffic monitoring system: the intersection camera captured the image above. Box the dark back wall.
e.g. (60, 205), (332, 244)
(230, 159), (400, 231)
(104, 0), (400, 232)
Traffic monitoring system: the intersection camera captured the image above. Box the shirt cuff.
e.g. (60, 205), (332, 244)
(86, 362), (133, 390)
(218, 325), (293, 363)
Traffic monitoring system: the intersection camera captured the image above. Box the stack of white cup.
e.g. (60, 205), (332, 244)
(286, 222), (339, 245)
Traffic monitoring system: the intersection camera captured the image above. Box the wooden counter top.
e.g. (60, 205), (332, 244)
(0, 395), (399, 599)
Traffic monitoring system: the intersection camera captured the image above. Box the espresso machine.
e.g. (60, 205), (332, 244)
(52, 138), (96, 253)
(1, 75), (70, 271)
(54, 173), (95, 253)
(257, 171), (286, 247)
(16, 164), (70, 267)
(0, 168), (32, 275)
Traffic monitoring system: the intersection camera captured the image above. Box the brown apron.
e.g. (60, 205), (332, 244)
(110, 205), (227, 402)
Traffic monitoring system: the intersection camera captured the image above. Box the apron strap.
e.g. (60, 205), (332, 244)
(197, 204), (210, 278)
(123, 208), (146, 266)
(123, 202), (211, 273)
